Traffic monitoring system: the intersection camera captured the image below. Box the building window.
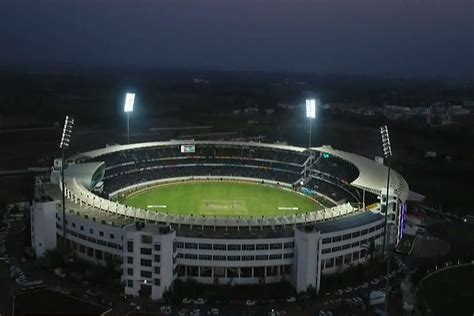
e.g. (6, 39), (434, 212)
(343, 233), (351, 240)
(199, 243), (212, 250)
(109, 233), (115, 239)
(212, 255), (226, 261)
(270, 254), (282, 260)
(342, 244), (351, 250)
(141, 235), (152, 244)
(227, 255), (240, 261)
(140, 270), (152, 278)
(127, 268), (133, 276)
(154, 244), (161, 251)
(154, 255), (160, 262)
(331, 246), (341, 252)
(213, 244), (226, 251)
(80, 225), (84, 231)
(335, 256), (343, 266)
(154, 266), (160, 274)
(361, 229), (368, 236)
(87, 247), (93, 257)
(141, 259), (152, 267)
(322, 238), (331, 244)
(242, 244), (255, 251)
(283, 242), (294, 249)
(283, 253), (294, 259)
(353, 251), (360, 260)
(242, 255), (254, 261)
(154, 278), (160, 286)
(127, 257), (133, 264)
(127, 280), (133, 287)
(351, 231), (360, 238)
(175, 242), (184, 248)
(228, 244), (241, 251)
(270, 243), (282, 250)
(99, 231), (104, 237)
(332, 236), (341, 242)
(256, 244), (269, 250)
(351, 241), (359, 247)
(322, 248), (331, 254)
(127, 241), (134, 252)
(72, 222), (76, 228)
(185, 254), (198, 260)
(140, 248), (152, 255)
(185, 243), (198, 249)
(89, 228), (94, 234)
(256, 255), (269, 260)
(198, 254), (212, 260)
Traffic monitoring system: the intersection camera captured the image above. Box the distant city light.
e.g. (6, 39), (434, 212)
(124, 93), (135, 112)
(306, 99), (316, 119)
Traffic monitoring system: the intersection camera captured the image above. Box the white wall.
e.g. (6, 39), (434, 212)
(31, 200), (58, 258)
(293, 228), (320, 292)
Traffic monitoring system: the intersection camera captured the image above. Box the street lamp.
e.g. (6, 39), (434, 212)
(59, 115), (74, 249)
(124, 92), (135, 144)
(306, 99), (316, 148)
(380, 125), (392, 315)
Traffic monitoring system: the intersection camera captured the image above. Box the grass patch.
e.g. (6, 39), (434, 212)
(417, 264), (474, 316)
(124, 181), (324, 218)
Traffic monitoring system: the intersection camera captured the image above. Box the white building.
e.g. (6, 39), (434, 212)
(30, 141), (409, 299)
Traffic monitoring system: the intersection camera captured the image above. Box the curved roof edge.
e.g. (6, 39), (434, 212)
(313, 146), (409, 202)
(69, 140), (409, 202)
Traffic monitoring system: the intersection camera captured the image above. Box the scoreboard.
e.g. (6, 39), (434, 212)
(180, 145), (195, 153)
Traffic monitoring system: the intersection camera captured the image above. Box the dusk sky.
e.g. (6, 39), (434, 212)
(1, 0), (473, 79)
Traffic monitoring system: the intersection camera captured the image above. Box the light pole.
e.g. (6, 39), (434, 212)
(124, 92), (135, 144)
(380, 125), (392, 315)
(306, 99), (316, 148)
(59, 115), (74, 250)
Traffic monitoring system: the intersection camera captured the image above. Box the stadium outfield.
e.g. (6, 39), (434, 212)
(123, 180), (325, 218)
(31, 140), (409, 300)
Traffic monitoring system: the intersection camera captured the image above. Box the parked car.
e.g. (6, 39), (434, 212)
(245, 300), (256, 306)
(286, 296), (296, 303)
(193, 298), (206, 305)
(182, 298), (192, 304)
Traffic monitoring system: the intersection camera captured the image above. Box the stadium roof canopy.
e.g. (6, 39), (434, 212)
(65, 162), (105, 190)
(314, 145), (409, 201)
(69, 140), (409, 201)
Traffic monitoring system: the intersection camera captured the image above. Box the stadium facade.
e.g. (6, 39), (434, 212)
(31, 141), (409, 300)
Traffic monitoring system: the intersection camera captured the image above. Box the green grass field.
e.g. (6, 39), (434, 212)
(123, 181), (322, 218)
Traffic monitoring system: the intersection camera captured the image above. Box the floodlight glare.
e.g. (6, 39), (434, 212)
(306, 99), (316, 119)
(124, 93), (135, 112)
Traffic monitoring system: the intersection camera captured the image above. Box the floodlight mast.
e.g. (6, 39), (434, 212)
(59, 116), (74, 250)
(379, 125), (392, 315)
(124, 93), (135, 144)
(306, 99), (316, 148)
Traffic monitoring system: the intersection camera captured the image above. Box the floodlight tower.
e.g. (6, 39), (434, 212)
(306, 99), (316, 148)
(124, 93), (135, 144)
(59, 115), (74, 249)
(380, 125), (392, 315)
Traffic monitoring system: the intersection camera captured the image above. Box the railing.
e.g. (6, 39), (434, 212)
(65, 177), (363, 228)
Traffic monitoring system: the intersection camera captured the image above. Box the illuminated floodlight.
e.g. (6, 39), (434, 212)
(124, 93), (135, 113)
(59, 116), (74, 149)
(306, 99), (316, 119)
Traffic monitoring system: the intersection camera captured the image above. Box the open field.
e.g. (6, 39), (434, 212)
(416, 264), (474, 315)
(13, 289), (109, 316)
(123, 181), (323, 218)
